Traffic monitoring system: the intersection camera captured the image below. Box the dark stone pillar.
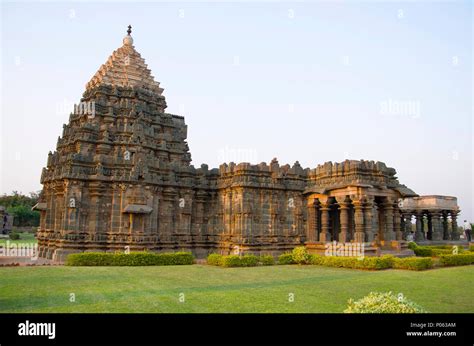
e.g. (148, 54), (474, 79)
(338, 196), (350, 243)
(451, 211), (459, 240)
(393, 201), (402, 241)
(403, 213), (412, 240)
(427, 214), (432, 240)
(383, 198), (394, 241)
(364, 198), (374, 242)
(431, 212), (443, 241)
(306, 199), (318, 242)
(442, 212), (450, 240)
(320, 202), (331, 242)
(353, 198), (365, 243)
(415, 213), (424, 241)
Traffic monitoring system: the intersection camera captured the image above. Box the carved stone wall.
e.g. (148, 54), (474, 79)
(35, 31), (459, 261)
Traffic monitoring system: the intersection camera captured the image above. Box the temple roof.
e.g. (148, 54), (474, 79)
(85, 26), (164, 95)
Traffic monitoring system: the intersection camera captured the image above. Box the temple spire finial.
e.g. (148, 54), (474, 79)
(123, 25), (134, 46)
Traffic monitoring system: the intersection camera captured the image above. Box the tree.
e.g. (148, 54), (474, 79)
(0, 191), (41, 227)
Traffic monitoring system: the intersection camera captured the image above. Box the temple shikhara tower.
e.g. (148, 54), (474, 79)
(35, 27), (460, 261)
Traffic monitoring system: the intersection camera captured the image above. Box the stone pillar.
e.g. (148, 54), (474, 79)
(442, 212), (449, 240)
(364, 198), (374, 242)
(403, 213), (412, 239)
(393, 203), (402, 241)
(338, 197), (350, 243)
(427, 214), (433, 240)
(320, 203), (331, 242)
(451, 211), (459, 240)
(352, 198), (365, 243)
(383, 198), (394, 241)
(88, 192), (101, 235)
(372, 203), (379, 242)
(415, 213), (424, 241)
(306, 199), (318, 242)
(111, 184), (123, 233)
(431, 212), (443, 241)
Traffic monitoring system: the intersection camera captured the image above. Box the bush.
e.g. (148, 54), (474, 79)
(217, 254), (260, 267)
(469, 245), (474, 252)
(292, 246), (311, 264)
(344, 292), (426, 313)
(207, 254), (269, 267)
(413, 246), (433, 257)
(429, 245), (455, 249)
(66, 251), (194, 266)
(259, 255), (275, 266)
(9, 232), (20, 240)
(407, 242), (417, 250)
(220, 255), (241, 267)
(309, 254), (324, 265)
(434, 247), (463, 256)
(207, 253), (223, 266)
(439, 253), (474, 267)
(240, 254), (259, 267)
(355, 256), (394, 270)
(414, 246), (464, 257)
(313, 255), (394, 270)
(278, 253), (295, 265)
(392, 257), (433, 271)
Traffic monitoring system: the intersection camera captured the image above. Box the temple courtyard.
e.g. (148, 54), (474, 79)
(0, 265), (472, 313)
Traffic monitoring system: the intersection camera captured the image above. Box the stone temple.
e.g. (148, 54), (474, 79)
(35, 28), (460, 261)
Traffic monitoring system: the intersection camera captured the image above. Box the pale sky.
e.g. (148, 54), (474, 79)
(1, 1), (472, 221)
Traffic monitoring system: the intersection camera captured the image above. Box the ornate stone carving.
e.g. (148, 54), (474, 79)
(36, 29), (460, 261)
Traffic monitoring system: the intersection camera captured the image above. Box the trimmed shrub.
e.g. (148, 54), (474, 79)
(439, 253), (474, 266)
(434, 247), (463, 256)
(354, 256), (394, 270)
(414, 246), (464, 257)
(309, 254), (324, 265)
(220, 255), (242, 267)
(9, 232), (20, 240)
(292, 246), (311, 264)
(240, 254), (259, 267)
(344, 292), (426, 313)
(217, 255), (259, 267)
(207, 253), (223, 266)
(407, 242), (417, 250)
(469, 245), (474, 252)
(429, 245), (455, 249)
(66, 253), (113, 266)
(392, 257), (433, 271)
(314, 255), (393, 270)
(278, 253), (295, 265)
(66, 251), (194, 266)
(259, 255), (275, 266)
(413, 246), (433, 257)
(207, 254), (267, 267)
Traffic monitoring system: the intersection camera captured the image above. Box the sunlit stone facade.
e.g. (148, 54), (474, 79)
(35, 29), (459, 261)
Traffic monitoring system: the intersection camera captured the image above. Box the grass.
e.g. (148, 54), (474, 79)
(0, 265), (472, 313)
(0, 232), (37, 245)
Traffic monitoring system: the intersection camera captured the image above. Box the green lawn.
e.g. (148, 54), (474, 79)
(0, 232), (37, 245)
(0, 265), (472, 313)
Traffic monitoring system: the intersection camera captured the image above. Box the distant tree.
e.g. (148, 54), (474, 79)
(0, 191), (41, 227)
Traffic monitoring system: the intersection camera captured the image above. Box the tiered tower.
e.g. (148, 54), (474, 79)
(36, 27), (217, 260)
